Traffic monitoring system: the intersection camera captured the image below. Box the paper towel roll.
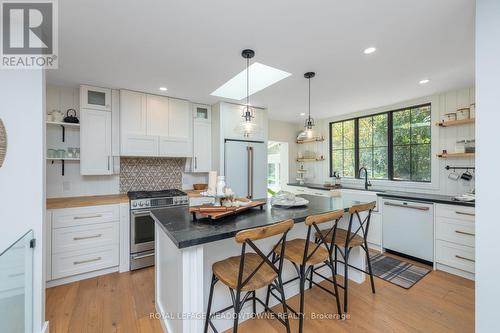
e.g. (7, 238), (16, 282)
(208, 171), (217, 195)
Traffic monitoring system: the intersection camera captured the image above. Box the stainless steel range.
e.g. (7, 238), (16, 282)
(128, 189), (188, 270)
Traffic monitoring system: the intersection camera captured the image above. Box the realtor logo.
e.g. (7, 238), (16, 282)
(1, 0), (58, 68)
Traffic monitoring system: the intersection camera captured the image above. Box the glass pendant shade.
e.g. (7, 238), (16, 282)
(297, 72), (316, 140)
(236, 49), (260, 137)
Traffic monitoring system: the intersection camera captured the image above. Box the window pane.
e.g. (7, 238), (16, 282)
(393, 109), (411, 145)
(373, 114), (388, 147)
(393, 146), (411, 180)
(359, 117), (372, 148)
(411, 107), (431, 144)
(343, 120), (355, 149)
(331, 123), (343, 148)
(359, 147), (373, 177)
(373, 147), (388, 179)
(411, 144), (431, 181)
(343, 149), (355, 177)
(332, 150), (343, 175)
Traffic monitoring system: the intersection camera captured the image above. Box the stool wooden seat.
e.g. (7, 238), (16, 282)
(275, 239), (329, 265)
(204, 219), (294, 333)
(213, 253), (277, 291)
(315, 228), (364, 247)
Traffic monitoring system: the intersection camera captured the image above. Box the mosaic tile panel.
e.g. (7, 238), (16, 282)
(120, 157), (185, 193)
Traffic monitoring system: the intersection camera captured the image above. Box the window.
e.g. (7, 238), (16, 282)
(329, 104), (431, 182)
(330, 119), (355, 177)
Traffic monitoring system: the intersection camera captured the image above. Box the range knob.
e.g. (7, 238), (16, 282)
(133, 202), (137, 207)
(139, 202), (144, 207)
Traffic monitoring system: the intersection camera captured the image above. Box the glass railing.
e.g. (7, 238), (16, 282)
(0, 230), (34, 333)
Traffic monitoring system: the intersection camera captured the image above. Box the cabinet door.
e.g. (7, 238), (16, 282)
(193, 121), (211, 172)
(121, 135), (159, 157)
(120, 90), (147, 135)
(80, 109), (112, 175)
(146, 94), (169, 136)
(168, 98), (191, 140)
(193, 104), (211, 122)
(80, 85), (112, 111)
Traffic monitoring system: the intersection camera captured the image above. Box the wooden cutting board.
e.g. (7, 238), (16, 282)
(190, 201), (266, 220)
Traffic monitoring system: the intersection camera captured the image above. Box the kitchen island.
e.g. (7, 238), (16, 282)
(151, 195), (367, 333)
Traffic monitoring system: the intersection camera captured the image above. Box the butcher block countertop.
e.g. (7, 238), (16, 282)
(46, 194), (129, 209)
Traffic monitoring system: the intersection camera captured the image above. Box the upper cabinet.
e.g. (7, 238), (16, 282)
(80, 109), (112, 175)
(119, 90), (192, 157)
(80, 85), (112, 111)
(192, 104), (212, 172)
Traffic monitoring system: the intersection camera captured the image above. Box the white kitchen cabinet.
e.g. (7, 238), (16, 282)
(80, 108), (113, 175)
(159, 98), (192, 157)
(80, 85), (112, 111)
(47, 204), (120, 286)
(146, 94), (169, 136)
(192, 105), (212, 172)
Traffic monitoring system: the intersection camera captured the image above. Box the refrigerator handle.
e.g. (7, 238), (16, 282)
(247, 146), (253, 199)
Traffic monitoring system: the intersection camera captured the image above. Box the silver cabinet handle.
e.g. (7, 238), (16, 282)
(384, 202), (430, 211)
(455, 230), (475, 236)
(107, 156), (110, 170)
(194, 156), (197, 170)
(73, 234), (102, 241)
(455, 255), (475, 263)
(132, 253), (154, 260)
(132, 211), (151, 217)
(247, 146), (253, 199)
(455, 211), (475, 217)
(73, 257), (102, 265)
(73, 214), (102, 220)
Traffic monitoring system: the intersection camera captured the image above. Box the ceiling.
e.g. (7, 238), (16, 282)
(48, 0), (475, 122)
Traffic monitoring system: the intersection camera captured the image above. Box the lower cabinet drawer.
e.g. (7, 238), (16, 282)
(52, 222), (119, 254)
(52, 204), (120, 229)
(436, 240), (475, 273)
(436, 218), (475, 247)
(51, 245), (119, 280)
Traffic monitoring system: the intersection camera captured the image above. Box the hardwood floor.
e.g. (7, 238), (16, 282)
(46, 258), (474, 333)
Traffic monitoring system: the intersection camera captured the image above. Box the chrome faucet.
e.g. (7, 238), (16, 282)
(359, 167), (372, 190)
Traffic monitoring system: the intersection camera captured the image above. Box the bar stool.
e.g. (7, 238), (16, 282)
(314, 201), (377, 313)
(266, 210), (344, 333)
(204, 219), (294, 333)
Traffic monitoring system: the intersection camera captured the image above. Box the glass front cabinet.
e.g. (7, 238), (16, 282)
(80, 85), (112, 111)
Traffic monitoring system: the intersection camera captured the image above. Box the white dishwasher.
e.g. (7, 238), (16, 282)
(382, 198), (434, 262)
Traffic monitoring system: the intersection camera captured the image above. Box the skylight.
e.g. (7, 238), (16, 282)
(211, 62), (291, 100)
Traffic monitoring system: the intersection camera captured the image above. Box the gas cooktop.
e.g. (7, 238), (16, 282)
(127, 189), (187, 200)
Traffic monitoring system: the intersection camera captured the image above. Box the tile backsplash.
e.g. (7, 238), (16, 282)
(120, 157), (185, 192)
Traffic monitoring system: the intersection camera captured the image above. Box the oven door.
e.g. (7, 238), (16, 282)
(130, 210), (155, 254)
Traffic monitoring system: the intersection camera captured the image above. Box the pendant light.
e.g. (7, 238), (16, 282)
(236, 49), (259, 138)
(302, 72), (316, 139)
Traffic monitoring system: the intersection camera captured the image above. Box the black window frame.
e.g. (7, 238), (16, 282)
(329, 103), (432, 183)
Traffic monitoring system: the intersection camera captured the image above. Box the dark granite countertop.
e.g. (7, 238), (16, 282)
(287, 182), (383, 193)
(377, 191), (475, 207)
(151, 195), (361, 249)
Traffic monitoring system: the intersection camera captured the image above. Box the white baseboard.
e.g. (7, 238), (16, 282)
(436, 263), (475, 280)
(46, 266), (119, 288)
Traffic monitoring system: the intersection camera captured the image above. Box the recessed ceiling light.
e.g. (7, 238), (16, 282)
(363, 47), (376, 54)
(211, 62), (291, 100)
(159, 87), (168, 91)
(419, 79), (430, 84)
(300, 113), (306, 116)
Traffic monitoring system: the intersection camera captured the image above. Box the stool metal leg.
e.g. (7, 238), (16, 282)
(204, 274), (217, 333)
(276, 278), (291, 333)
(363, 244), (376, 294)
(298, 265), (306, 333)
(343, 248), (351, 313)
(233, 288), (242, 333)
(328, 261), (342, 316)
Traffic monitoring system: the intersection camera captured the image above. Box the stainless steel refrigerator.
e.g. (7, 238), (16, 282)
(224, 139), (267, 199)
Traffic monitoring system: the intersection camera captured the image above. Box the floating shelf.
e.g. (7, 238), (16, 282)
(47, 158), (80, 176)
(296, 137), (325, 144)
(46, 121), (80, 128)
(437, 152), (475, 158)
(436, 118), (475, 127)
(296, 157), (325, 162)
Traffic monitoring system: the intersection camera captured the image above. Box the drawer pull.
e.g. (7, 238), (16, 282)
(455, 211), (475, 217)
(73, 257), (102, 265)
(455, 255), (475, 263)
(384, 202), (430, 211)
(73, 234), (102, 241)
(455, 230), (475, 236)
(73, 214), (103, 220)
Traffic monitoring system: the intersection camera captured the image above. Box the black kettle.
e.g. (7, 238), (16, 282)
(64, 109), (79, 124)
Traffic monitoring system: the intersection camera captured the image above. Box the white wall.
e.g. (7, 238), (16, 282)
(296, 87), (475, 196)
(268, 119), (300, 183)
(0, 70), (46, 332)
(476, 1), (500, 331)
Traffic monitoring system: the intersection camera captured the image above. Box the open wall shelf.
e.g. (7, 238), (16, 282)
(436, 118), (475, 127)
(437, 152), (475, 158)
